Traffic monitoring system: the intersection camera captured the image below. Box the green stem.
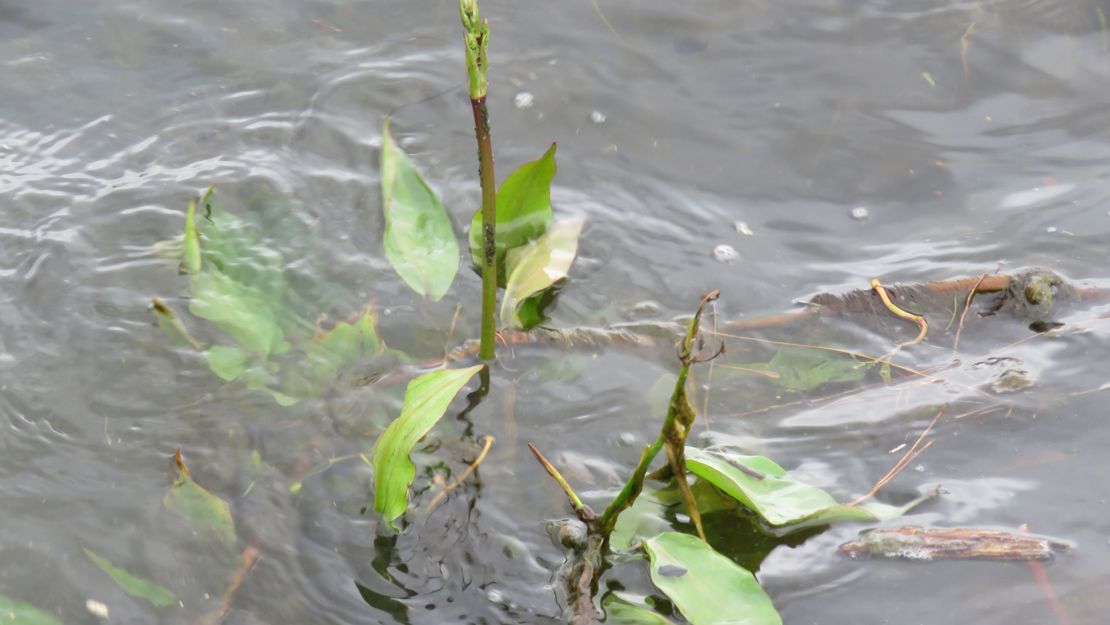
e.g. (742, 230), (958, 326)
(596, 290), (720, 537)
(459, 0), (497, 361)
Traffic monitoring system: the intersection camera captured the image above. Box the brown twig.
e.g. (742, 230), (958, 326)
(426, 435), (494, 511)
(191, 545), (261, 625)
(848, 405), (945, 506)
(953, 274), (987, 352)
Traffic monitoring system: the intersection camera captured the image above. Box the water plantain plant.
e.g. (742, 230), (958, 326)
(145, 2), (937, 624)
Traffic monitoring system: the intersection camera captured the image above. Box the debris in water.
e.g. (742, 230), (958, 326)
(590, 110), (607, 124)
(838, 526), (1070, 561)
(850, 206), (870, 220)
(86, 599), (109, 618)
(514, 92), (535, 109)
(734, 220), (754, 236)
(712, 244), (739, 263)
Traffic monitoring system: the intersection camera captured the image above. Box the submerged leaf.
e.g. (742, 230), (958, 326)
(643, 532), (781, 625)
(188, 271), (289, 357)
(371, 365), (484, 529)
(83, 548), (177, 607)
(182, 198), (201, 275)
(685, 447), (930, 532)
(303, 308), (384, 385)
(500, 217), (584, 328)
(380, 119), (459, 300)
(203, 345), (252, 381)
(0, 596), (61, 625)
(469, 143), (557, 275)
(744, 348), (869, 392)
(164, 450), (237, 549)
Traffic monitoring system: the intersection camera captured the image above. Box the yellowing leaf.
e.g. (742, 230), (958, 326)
(371, 365), (484, 529)
(164, 450), (236, 549)
(83, 548), (177, 607)
(500, 217), (584, 328)
(380, 119), (459, 300)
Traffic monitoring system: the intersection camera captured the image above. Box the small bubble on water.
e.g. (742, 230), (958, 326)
(734, 220), (754, 236)
(914, 464), (926, 472)
(713, 244), (739, 263)
(590, 110), (607, 124)
(850, 206), (870, 220)
(1046, 226), (1058, 233)
(513, 92), (535, 109)
(619, 432), (638, 446)
(487, 588), (505, 604)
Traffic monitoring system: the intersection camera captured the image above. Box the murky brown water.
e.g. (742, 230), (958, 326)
(2, 1), (1109, 623)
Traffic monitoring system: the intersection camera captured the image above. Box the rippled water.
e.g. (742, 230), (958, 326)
(3, 1), (1110, 623)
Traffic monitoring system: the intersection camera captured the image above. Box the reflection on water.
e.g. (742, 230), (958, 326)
(1, 1), (1109, 623)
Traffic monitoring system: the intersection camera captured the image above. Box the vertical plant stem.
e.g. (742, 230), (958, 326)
(459, 0), (498, 361)
(472, 97), (497, 360)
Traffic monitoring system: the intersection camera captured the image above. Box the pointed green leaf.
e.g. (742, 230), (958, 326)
(182, 198), (201, 275)
(643, 532), (781, 625)
(500, 217), (583, 328)
(469, 143), (557, 273)
(0, 596), (60, 625)
(83, 548), (177, 607)
(371, 365), (484, 529)
(380, 119), (459, 300)
(203, 345), (252, 381)
(685, 447), (931, 531)
(164, 452), (237, 549)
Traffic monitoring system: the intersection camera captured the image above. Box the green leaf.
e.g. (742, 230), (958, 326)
(0, 596), (60, 625)
(188, 270), (289, 357)
(371, 365), (484, 529)
(380, 119), (459, 300)
(469, 143), (557, 275)
(203, 345), (252, 381)
(744, 348), (869, 392)
(164, 451), (237, 549)
(500, 217), (584, 329)
(685, 447), (930, 532)
(603, 593), (677, 625)
(83, 548), (177, 607)
(182, 198), (201, 275)
(303, 309), (383, 385)
(610, 483), (674, 551)
(643, 532), (781, 625)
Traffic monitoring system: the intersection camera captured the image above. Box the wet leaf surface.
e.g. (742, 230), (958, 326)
(164, 450), (237, 549)
(0, 596), (61, 625)
(371, 365), (484, 529)
(643, 532), (781, 625)
(380, 118), (459, 300)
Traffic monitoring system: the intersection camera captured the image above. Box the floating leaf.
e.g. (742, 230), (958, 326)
(203, 345), (252, 381)
(0, 596), (60, 625)
(83, 548), (177, 607)
(469, 143), (557, 276)
(643, 532), (781, 625)
(380, 118), (459, 300)
(371, 365), (484, 529)
(610, 483), (674, 550)
(188, 270), (289, 357)
(500, 217), (584, 328)
(743, 348), (869, 392)
(182, 198), (201, 275)
(164, 450), (237, 549)
(685, 447), (931, 532)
